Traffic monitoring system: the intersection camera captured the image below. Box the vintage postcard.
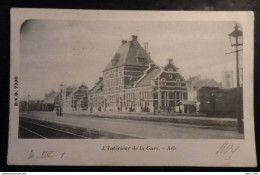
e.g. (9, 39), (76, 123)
(8, 8), (256, 166)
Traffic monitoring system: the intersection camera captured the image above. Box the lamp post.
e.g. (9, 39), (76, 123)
(228, 24), (243, 88)
(27, 95), (30, 113)
(59, 84), (63, 116)
(90, 98), (93, 113)
(157, 73), (161, 113)
(227, 24), (243, 133)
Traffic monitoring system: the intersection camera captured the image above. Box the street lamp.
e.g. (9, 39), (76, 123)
(228, 24), (243, 88)
(228, 24), (243, 47)
(228, 24), (243, 134)
(27, 94), (30, 113)
(59, 84), (63, 116)
(90, 98), (93, 113)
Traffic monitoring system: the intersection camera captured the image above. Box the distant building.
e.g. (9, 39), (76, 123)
(43, 90), (58, 111)
(60, 83), (88, 111)
(222, 71), (234, 89)
(187, 76), (222, 101)
(89, 35), (188, 112)
(187, 75), (200, 101)
(88, 77), (104, 112)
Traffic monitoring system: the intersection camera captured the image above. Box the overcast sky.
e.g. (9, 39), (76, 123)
(20, 20), (243, 100)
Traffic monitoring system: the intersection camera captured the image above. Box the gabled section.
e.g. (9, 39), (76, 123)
(164, 59), (179, 72)
(153, 59), (185, 82)
(67, 83), (88, 98)
(193, 79), (222, 90)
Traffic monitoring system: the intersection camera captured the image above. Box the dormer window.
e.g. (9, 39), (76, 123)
(136, 57), (146, 65)
(168, 68), (173, 72)
(176, 79), (180, 82)
(112, 53), (120, 66)
(161, 78), (165, 82)
(169, 74), (173, 79)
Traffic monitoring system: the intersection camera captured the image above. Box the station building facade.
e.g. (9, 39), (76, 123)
(60, 83), (88, 112)
(89, 35), (188, 112)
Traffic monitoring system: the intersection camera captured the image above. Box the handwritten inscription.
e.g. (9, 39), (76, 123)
(215, 141), (239, 160)
(28, 149), (66, 159)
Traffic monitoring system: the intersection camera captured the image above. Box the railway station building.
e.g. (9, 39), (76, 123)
(89, 35), (188, 112)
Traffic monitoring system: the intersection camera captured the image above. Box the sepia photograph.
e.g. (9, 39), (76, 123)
(8, 9), (256, 166)
(18, 20), (244, 139)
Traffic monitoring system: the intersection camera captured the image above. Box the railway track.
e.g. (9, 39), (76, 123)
(19, 120), (89, 139)
(19, 116), (142, 139)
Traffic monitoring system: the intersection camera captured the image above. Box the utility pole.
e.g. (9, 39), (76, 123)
(158, 71), (161, 113)
(59, 84), (63, 116)
(235, 28), (240, 88)
(27, 95), (30, 113)
(227, 24), (243, 133)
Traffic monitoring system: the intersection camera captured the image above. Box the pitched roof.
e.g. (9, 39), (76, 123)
(67, 84), (88, 98)
(43, 92), (58, 104)
(135, 68), (161, 87)
(103, 36), (154, 71)
(89, 77), (103, 93)
(194, 79), (222, 90)
(187, 75), (201, 84)
(66, 86), (76, 97)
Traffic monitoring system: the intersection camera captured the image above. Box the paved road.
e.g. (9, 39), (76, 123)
(19, 112), (244, 139)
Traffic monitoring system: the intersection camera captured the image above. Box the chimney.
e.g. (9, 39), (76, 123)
(132, 35), (138, 41)
(121, 40), (127, 44)
(168, 58), (173, 64)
